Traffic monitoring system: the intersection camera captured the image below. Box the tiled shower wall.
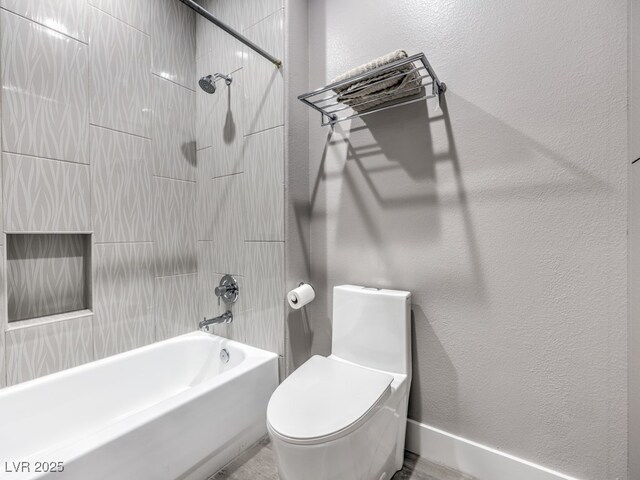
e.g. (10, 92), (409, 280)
(0, 0), (199, 387)
(196, 0), (287, 367)
(0, 0), (289, 388)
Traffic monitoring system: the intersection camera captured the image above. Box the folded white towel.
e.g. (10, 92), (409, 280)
(331, 50), (423, 113)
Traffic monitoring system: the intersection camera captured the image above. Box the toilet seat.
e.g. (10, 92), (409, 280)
(267, 355), (393, 445)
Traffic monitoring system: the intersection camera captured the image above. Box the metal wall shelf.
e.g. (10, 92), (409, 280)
(299, 53), (446, 127)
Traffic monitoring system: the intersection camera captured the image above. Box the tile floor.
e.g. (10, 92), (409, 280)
(210, 437), (474, 480)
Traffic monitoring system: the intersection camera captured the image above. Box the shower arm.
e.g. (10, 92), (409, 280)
(177, 0), (282, 68)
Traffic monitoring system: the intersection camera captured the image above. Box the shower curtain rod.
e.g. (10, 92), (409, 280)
(178, 0), (282, 67)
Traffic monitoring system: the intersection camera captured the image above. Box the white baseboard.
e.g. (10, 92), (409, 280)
(405, 419), (580, 480)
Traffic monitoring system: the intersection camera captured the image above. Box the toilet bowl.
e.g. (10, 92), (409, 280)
(267, 285), (412, 480)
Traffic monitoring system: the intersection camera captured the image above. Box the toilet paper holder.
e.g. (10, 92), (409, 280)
(288, 282), (316, 310)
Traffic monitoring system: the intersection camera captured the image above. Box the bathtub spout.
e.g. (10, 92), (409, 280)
(200, 311), (233, 331)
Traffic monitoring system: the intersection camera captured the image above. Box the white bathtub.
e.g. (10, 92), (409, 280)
(0, 332), (279, 480)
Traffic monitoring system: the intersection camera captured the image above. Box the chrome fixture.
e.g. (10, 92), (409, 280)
(299, 52), (445, 126)
(198, 73), (232, 94)
(220, 348), (230, 364)
(178, 0), (282, 67)
(215, 274), (239, 305)
(200, 311), (233, 331)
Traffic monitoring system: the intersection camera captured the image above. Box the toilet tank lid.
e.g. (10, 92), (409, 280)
(267, 356), (393, 443)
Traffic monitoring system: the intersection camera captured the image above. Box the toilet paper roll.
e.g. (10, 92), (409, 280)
(288, 283), (315, 309)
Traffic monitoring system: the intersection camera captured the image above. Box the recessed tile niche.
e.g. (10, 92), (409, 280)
(7, 234), (91, 322)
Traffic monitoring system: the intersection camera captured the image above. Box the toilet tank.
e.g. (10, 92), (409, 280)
(331, 285), (412, 376)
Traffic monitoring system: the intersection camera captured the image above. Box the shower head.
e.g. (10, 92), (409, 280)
(199, 75), (217, 94)
(198, 73), (233, 94)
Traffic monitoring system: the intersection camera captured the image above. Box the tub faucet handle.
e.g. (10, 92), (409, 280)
(215, 275), (239, 306)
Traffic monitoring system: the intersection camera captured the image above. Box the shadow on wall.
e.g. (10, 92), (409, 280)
(181, 140), (197, 167)
(224, 83), (237, 144)
(308, 88), (611, 425)
(409, 305), (458, 424)
(311, 96), (485, 303)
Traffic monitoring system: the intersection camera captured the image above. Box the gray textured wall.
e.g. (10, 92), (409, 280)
(629, 1), (640, 478)
(307, 1), (628, 479)
(283, 0), (311, 376)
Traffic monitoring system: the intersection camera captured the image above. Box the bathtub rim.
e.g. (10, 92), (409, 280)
(0, 331), (279, 479)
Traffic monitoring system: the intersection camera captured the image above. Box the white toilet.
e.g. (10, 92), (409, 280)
(267, 285), (412, 480)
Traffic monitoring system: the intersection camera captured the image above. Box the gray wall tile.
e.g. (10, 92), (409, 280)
(198, 267), (245, 339)
(88, 0), (152, 34)
(156, 273), (199, 341)
(244, 241), (284, 354)
(3, 153), (91, 232)
(91, 126), (153, 243)
(154, 177), (197, 276)
(0, 0), (208, 389)
(0, 247), (6, 387)
(7, 234), (88, 321)
(244, 127), (284, 241)
(211, 0), (242, 32)
(0, 0), (288, 390)
(198, 242), (244, 318)
(93, 243), (154, 359)
(1, 0), (88, 42)
(196, 67), (243, 177)
(198, 173), (244, 274)
(195, 0), (217, 60)
(1, 10), (89, 164)
(198, 244), (218, 320)
(151, 0), (196, 90)
(6, 315), (93, 385)
(243, 10), (284, 135)
(220, 274), (246, 340)
(239, 0), (283, 30)
(89, 6), (152, 138)
(153, 76), (197, 181)
(214, 0), (283, 33)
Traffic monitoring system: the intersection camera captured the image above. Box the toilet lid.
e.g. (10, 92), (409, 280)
(267, 356), (393, 443)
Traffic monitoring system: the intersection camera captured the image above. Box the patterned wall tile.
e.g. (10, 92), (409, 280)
(154, 177), (197, 276)
(0, 246), (6, 388)
(93, 243), (154, 359)
(214, 0), (282, 33)
(1, 0), (88, 42)
(243, 241), (285, 354)
(197, 252), (245, 339)
(198, 174), (244, 273)
(153, 76), (197, 181)
(204, 28), (243, 76)
(5, 314), (93, 385)
(195, 54), (220, 152)
(151, 0), (196, 90)
(196, 66), (244, 177)
(7, 234), (88, 321)
(198, 241), (244, 315)
(244, 126), (284, 241)
(238, 0), (283, 31)
(91, 126), (153, 243)
(243, 10), (284, 135)
(1, 10), (89, 164)
(89, 6), (151, 138)
(3, 153), (91, 232)
(212, 0), (242, 32)
(155, 273), (199, 341)
(88, 0), (152, 34)
(195, 0), (217, 60)
(198, 243), (219, 319)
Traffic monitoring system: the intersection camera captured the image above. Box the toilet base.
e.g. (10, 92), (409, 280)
(268, 379), (408, 480)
